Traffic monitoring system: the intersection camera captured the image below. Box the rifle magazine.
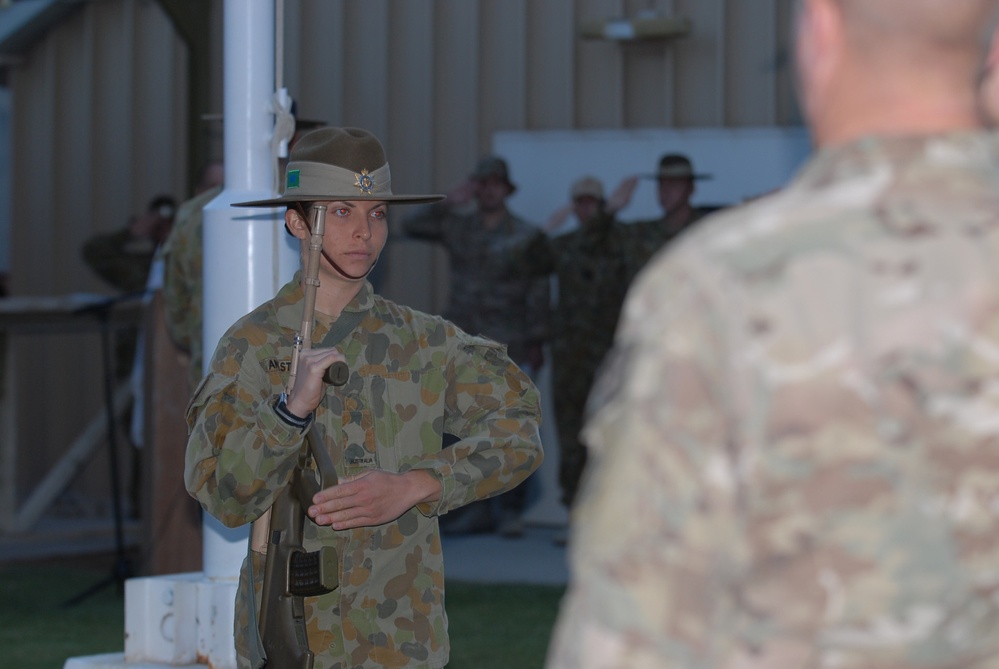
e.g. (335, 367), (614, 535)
(289, 547), (339, 596)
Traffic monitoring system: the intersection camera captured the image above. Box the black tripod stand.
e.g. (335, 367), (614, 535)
(64, 293), (143, 607)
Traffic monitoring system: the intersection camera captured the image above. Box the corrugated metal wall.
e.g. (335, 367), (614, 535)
(282, 0), (799, 195)
(2, 0), (799, 515)
(5, 0), (187, 511)
(7, 0), (801, 309)
(278, 0), (801, 312)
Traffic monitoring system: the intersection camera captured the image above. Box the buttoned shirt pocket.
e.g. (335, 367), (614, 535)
(379, 366), (447, 472)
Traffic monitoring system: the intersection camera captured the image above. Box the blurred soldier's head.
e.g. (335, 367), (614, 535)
(794, 0), (999, 145)
(650, 154), (709, 215)
(470, 155), (516, 213)
(569, 176), (604, 226)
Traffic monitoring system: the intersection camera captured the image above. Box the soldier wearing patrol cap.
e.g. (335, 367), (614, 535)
(185, 126), (543, 669)
(501, 175), (632, 543)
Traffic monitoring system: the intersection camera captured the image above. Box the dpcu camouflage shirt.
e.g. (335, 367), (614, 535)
(185, 277), (543, 669)
(548, 132), (999, 669)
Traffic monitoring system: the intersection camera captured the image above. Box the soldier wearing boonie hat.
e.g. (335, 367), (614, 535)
(185, 126), (544, 669)
(470, 154), (517, 191)
(401, 151), (551, 539)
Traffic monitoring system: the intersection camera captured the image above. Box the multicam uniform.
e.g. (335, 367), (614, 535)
(548, 132), (999, 669)
(185, 276), (543, 669)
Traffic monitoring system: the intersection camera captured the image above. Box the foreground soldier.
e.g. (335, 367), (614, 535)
(548, 0), (999, 667)
(184, 127), (543, 669)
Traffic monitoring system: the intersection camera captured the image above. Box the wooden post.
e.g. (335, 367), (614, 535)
(142, 290), (203, 575)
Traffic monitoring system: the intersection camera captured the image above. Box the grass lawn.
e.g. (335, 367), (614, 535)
(445, 581), (566, 668)
(0, 558), (566, 669)
(0, 561), (128, 669)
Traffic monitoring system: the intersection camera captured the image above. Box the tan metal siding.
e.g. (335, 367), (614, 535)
(5, 0), (186, 518)
(2, 0), (801, 522)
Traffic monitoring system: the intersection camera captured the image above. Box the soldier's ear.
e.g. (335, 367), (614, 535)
(285, 208), (308, 240)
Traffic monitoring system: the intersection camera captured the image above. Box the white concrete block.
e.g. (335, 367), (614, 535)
(195, 578), (238, 669)
(63, 652), (206, 669)
(66, 573), (238, 669)
(124, 573), (202, 664)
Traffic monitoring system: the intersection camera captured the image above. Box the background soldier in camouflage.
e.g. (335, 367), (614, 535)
(161, 160), (224, 391)
(82, 194), (177, 377)
(164, 124), (321, 392)
(402, 155), (550, 537)
(604, 153), (712, 283)
(547, 0), (999, 667)
(497, 176), (631, 535)
(82, 194), (177, 296)
(184, 127), (543, 669)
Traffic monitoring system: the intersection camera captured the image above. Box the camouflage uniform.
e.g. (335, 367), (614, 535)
(618, 205), (706, 284)
(402, 203), (550, 365)
(82, 227), (160, 295)
(547, 132), (999, 668)
(161, 185), (222, 391)
(82, 227), (161, 378)
(498, 219), (630, 507)
(185, 276), (543, 669)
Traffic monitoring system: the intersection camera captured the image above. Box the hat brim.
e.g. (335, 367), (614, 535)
(233, 193), (445, 207)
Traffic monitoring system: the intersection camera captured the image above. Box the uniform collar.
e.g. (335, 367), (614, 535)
(274, 272), (375, 334)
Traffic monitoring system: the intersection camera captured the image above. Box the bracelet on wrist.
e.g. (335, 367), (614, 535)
(274, 391), (313, 431)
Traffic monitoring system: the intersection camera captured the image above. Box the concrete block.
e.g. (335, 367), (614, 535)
(124, 573), (202, 664)
(195, 578), (238, 669)
(63, 652), (206, 669)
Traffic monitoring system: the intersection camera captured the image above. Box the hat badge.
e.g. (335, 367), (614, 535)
(354, 169), (376, 195)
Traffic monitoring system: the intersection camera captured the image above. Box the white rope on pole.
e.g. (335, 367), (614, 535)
(270, 0), (294, 299)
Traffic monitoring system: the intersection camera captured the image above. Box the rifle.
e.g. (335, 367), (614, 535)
(253, 203), (350, 668)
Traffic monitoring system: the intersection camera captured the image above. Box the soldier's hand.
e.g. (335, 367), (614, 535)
(285, 347), (346, 417)
(308, 469), (442, 530)
(545, 204), (573, 233)
(607, 176), (640, 214)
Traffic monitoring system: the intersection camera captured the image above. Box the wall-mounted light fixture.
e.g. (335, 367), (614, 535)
(578, 13), (691, 42)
